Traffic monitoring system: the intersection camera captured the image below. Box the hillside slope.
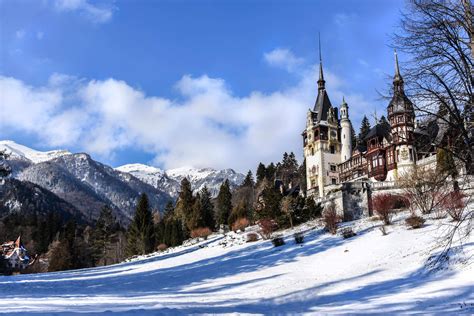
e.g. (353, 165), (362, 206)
(0, 212), (472, 315)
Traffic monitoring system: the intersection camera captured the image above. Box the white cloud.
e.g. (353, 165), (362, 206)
(53, 0), (114, 24)
(264, 48), (304, 72)
(0, 51), (375, 172)
(15, 30), (25, 39)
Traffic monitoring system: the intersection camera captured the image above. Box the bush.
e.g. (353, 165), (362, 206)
(246, 232), (259, 242)
(441, 191), (466, 221)
(258, 218), (278, 239)
(371, 194), (401, 225)
(294, 232), (304, 244)
(271, 236), (285, 247)
(156, 243), (168, 252)
(190, 227), (212, 240)
(323, 201), (341, 234)
(231, 218), (250, 232)
(405, 215), (425, 229)
(341, 227), (356, 239)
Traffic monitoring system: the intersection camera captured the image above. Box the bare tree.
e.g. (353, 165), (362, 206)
(393, 0), (473, 174)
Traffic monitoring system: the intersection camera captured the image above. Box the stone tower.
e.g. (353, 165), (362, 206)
(303, 40), (341, 198)
(387, 51), (416, 178)
(340, 97), (352, 162)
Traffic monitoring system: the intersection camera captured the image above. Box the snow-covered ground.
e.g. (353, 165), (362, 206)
(0, 212), (472, 315)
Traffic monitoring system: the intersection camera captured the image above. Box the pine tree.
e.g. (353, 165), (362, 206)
(200, 186), (216, 230)
(350, 124), (357, 149)
(126, 193), (155, 256)
(256, 163), (266, 183)
(175, 178), (194, 233)
(92, 205), (116, 265)
(265, 163), (277, 182)
(190, 193), (204, 230)
(358, 115), (371, 145)
(379, 115), (390, 129)
(256, 182), (282, 222)
(242, 170), (255, 187)
(216, 179), (233, 226)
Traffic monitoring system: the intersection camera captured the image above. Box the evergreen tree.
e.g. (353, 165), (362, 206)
(277, 152), (299, 186)
(242, 170), (255, 187)
(216, 179), (233, 226)
(256, 163), (266, 183)
(190, 193), (204, 230)
(379, 115), (390, 129)
(92, 205), (116, 265)
(350, 124), (357, 149)
(228, 200), (248, 227)
(265, 163), (277, 182)
(126, 193), (155, 256)
(175, 178), (194, 233)
(358, 115), (371, 145)
(200, 186), (216, 230)
(256, 182), (282, 222)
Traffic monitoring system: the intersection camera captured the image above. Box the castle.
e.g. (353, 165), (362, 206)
(303, 50), (440, 202)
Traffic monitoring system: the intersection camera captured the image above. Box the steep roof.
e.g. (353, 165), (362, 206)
(364, 123), (391, 141)
(313, 89), (333, 122)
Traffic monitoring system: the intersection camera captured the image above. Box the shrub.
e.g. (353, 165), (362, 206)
(157, 243), (168, 252)
(246, 232), (259, 242)
(294, 232), (304, 244)
(371, 194), (400, 225)
(341, 227), (356, 239)
(323, 201), (341, 234)
(190, 227), (212, 240)
(271, 236), (285, 247)
(258, 218), (278, 239)
(231, 218), (250, 232)
(405, 215), (425, 229)
(441, 191), (466, 221)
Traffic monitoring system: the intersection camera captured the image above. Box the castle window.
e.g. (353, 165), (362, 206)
(330, 145), (335, 154)
(330, 165), (336, 172)
(331, 178), (337, 185)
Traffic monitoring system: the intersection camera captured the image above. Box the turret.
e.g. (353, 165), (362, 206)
(340, 97), (352, 162)
(387, 51), (416, 177)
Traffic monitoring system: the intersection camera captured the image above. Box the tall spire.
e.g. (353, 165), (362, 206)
(394, 50), (400, 77)
(317, 32), (325, 90)
(393, 50), (404, 93)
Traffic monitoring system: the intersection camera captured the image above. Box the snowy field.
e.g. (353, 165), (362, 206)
(0, 212), (472, 315)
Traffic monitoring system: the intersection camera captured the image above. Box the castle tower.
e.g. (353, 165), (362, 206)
(340, 97), (352, 162)
(387, 51), (416, 177)
(303, 37), (341, 198)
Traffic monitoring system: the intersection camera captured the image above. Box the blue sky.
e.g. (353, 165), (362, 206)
(0, 0), (406, 172)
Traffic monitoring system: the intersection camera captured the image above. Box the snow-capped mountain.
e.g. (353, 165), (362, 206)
(116, 164), (245, 198)
(2, 141), (173, 222)
(167, 166), (245, 197)
(115, 164), (180, 198)
(2, 141), (244, 222)
(0, 140), (71, 163)
(15, 154), (171, 222)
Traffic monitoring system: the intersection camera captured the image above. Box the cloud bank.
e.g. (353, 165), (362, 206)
(0, 49), (373, 172)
